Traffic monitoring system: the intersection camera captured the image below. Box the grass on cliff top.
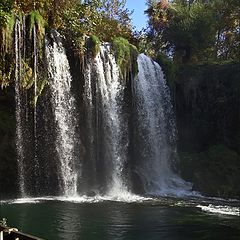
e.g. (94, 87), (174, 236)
(112, 37), (138, 79)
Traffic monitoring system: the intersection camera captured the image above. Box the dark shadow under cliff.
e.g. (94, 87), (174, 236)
(0, 87), (18, 199)
(170, 63), (240, 198)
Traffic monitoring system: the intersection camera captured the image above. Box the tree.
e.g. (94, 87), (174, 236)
(213, 0), (240, 60)
(144, 0), (240, 63)
(145, 0), (216, 63)
(62, 0), (135, 53)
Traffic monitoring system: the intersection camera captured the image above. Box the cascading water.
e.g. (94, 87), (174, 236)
(133, 54), (192, 196)
(45, 31), (78, 196)
(83, 56), (98, 193)
(97, 46), (129, 196)
(84, 45), (129, 197)
(14, 28), (192, 199)
(15, 19), (26, 196)
(32, 24), (40, 190)
(15, 19), (45, 197)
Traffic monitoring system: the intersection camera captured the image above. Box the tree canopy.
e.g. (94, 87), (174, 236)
(0, 0), (135, 50)
(144, 0), (240, 64)
(0, 0), (239, 90)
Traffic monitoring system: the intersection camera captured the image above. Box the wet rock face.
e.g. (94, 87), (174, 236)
(179, 145), (240, 199)
(171, 63), (240, 198)
(173, 63), (240, 153)
(0, 87), (18, 199)
(1, 57), (239, 200)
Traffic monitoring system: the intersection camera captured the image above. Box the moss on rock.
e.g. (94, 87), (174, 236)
(179, 145), (240, 199)
(86, 35), (101, 58)
(112, 37), (138, 79)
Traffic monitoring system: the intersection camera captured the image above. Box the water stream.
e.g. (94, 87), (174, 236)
(97, 46), (127, 195)
(16, 32), (193, 199)
(134, 54), (192, 196)
(45, 31), (78, 196)
(15, 19), (26, 196)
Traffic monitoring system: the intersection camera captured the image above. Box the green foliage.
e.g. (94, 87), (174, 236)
(61, 1), (135, 54)
(0, 13), (15, 53)
(0, 0), (136, 95)
(113, 37), (131, 68)
(112, 37), (138, 78)
(0, 10), (15, 89)
(62, 2), (100, 54)
(33, 77), (49, 107)
(213, 0), (240, 60)
(21, 60), (34, 89)
(38, 78), (48, 96)
(29, 10), (45, 40)
(0, 62), (14, 89)
(179, 144), (240, 198)
(0, 10), (10, 27)
(97, 0), (134, 41)
(167, 1), (215, 63)
(87, 35), (101, 58)
(0, 0), (13, 12)
(0, 0), (14, 26)
(145, 0), (240, 64)
(155, 53), (178, 85)
(129, 43), (139, 77)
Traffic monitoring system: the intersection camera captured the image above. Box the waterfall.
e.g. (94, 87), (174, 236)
(15, 19), (26, 196)
(84, 45), (129, 196)
(32, 24), (40, 190)
(45, 31), (78, 196)
(83, 57), (97, 193)
(14, 29), (192, 198)
(133, 54), (191, 196)
(15, 19), (39, 197)
(97, 46), (129, 196)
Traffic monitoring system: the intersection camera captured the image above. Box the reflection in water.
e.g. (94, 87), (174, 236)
(106, 204), (130, 240)
(55, 204), (81, 240)
(0, 200), (239, 240)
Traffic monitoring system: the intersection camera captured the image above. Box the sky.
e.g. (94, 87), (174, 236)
(125, 0), (148, 31)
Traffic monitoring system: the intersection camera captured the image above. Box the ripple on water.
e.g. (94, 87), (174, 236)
(0, 194), (152, 205)
(1, 195), (240, 218)
(196, 204), (240, 216)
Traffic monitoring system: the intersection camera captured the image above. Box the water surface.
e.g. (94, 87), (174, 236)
(1, 197), (239, 240)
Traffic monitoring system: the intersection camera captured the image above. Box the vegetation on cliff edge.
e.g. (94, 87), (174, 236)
(0, 0), (138, 98)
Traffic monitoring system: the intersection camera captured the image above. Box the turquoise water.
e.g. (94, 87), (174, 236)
(0, 197), (239, 240)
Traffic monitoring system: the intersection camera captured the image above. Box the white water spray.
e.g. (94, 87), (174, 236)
(45, 31), (78, 196)
(134, 54), (192, 196)
(15, 19), (26, 196)
(85, 45), (129, 197)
